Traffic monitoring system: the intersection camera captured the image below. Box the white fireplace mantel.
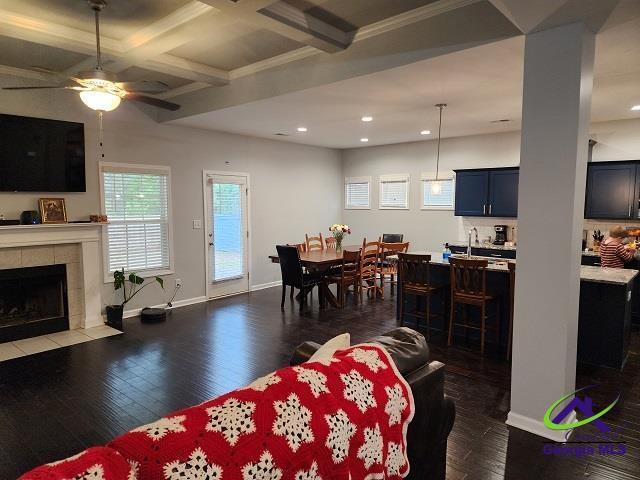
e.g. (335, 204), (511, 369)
(0, 223), (105, 329)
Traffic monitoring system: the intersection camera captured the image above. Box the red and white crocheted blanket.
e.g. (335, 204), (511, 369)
(20, 344), (414, 480)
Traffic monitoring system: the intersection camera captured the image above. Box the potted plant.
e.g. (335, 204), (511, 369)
(105, 269), (164, 330)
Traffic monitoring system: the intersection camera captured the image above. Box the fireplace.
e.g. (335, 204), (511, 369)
(0, 264), (69, 343)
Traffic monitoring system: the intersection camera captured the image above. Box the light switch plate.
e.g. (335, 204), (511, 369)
(193, 219), (202, 229)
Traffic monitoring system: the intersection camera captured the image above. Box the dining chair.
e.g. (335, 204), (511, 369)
(379, 241), (410, 296)
(305, 233), (324, 252)
(447, 257), (501, 355)
(325, 237), (337, 250)
(326, 249), (360, 307)
(276, 245), (322, 310)
(397, 253), (446, 340)
(359, 237), (382, 302)
(382, 233), (404, 243)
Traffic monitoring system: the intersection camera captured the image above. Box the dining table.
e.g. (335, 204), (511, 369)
(269, 246), (362, 307)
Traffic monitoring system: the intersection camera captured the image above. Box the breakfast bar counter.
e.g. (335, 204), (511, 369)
(397, 252), (637, 370)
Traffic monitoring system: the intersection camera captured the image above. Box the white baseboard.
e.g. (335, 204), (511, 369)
(250, 280), (282, 292)
(506, 410), (576, 442)
(122, 295), (208, 319)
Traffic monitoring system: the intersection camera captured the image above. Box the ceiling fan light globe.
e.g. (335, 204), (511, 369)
(79, 90), (121, 112)
(430, 181), (442, 195)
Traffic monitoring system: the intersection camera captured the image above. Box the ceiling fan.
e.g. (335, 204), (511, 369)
(2, 0), (180, 112)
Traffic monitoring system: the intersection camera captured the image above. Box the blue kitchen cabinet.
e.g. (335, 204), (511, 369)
(585, 162), (637, 220)
(488, 168), (519, 218)
(454, 170), (489, 216)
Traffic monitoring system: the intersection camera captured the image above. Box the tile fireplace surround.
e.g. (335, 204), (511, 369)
(0, 224), (103, 332)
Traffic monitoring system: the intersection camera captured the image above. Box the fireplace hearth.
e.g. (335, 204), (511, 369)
(0, 264), (69, 343)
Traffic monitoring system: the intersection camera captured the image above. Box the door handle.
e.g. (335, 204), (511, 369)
(209, 242), (214, 246)
(489, 204), (492, 215)
(483, 204), (486, 215)
(629, 204), (632, 218)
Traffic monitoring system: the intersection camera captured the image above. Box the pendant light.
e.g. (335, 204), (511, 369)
(431, 103), (447, 194)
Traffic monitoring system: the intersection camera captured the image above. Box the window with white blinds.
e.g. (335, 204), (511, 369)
(379, 174), (409, 209)
(101, 163), (172, 277)
(345, 177), (370, 209)
(422, 178), (455, 209)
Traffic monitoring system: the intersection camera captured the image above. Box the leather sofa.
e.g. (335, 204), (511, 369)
(290, 327), (456, 480)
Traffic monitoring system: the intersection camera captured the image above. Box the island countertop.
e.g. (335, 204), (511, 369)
(447, 240), (602, 257)
(404, 251), (638, 285)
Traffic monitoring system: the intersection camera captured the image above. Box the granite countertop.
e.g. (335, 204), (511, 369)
(448, 241), (602, 257)
(406, 251), (638, 285)
(447, 241), (517, 251)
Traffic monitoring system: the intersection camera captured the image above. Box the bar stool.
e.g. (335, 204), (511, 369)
(447, 257), (500, 355)
(507, 262), (515, 360)
(397, 253), (446, 340)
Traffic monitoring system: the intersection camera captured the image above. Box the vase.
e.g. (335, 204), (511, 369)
(336, 237), (343, 251)
(105, 304), (124, 331)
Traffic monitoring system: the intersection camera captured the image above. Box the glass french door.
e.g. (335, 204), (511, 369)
(204, 173), (249, 298)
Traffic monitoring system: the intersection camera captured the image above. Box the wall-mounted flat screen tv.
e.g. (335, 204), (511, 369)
(0, 113), (86, 192)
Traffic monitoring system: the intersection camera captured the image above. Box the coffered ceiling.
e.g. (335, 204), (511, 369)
(0, 0), (637, 149)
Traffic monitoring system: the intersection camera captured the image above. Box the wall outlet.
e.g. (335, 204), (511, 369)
(193, 219), (202, 229)
(176, 278), (182, 288)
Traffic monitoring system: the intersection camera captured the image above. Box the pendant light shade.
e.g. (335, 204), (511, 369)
(431, 103), (447, 194)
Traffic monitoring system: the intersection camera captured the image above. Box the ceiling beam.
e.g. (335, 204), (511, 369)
(0, 6), (229, 85)
(198, 0), (353, 53)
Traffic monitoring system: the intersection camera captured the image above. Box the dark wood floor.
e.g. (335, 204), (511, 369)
(1, 287), (639, 479)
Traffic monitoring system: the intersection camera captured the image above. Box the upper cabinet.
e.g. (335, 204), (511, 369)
(585, 162), (637, 220)
(454, 167), (519, 218)
(454, 170), (489, 216)
(489, 169), (519, 217)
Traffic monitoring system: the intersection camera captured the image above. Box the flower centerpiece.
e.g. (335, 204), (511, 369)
(329, 224), (351, 251)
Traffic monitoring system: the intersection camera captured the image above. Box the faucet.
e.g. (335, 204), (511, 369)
(468, 227), (478, 258)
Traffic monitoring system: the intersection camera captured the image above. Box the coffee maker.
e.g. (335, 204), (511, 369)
(493, 225), (508, 245)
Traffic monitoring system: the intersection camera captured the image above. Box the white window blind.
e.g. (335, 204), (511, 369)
(379, 174), (409, 209)
(345, 177), (370, 209)
(102, 165), (171, 275)
(423, 178), (455, 209)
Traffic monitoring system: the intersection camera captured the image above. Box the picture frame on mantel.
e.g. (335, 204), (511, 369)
(38, 198), (68, 224)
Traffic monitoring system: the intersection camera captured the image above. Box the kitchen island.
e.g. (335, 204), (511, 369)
(397, 252), (637, 370)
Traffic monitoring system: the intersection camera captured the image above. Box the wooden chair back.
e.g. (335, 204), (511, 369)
(397, 252), (431, 288)
(339, 249), (360, 280)
(305, 233), (324, 252)
(360, 237), (381, 280)
(449, 257), (489, 299)
(325, 237), (337, 250)
(381, 241), (410, 258)
(288, 243), (306, 255)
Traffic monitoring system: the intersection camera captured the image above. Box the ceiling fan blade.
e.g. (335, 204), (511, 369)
(126, 94), (180, 111)
(2, 86), (69, 90)
(116, 80), (170, 94)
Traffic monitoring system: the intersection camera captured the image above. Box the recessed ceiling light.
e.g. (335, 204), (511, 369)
(361, 116), (373, 122)
(360, 138), (369, 143)
(297, 127), (308, 132)
(631, 105), (640, 111)
(420, 130), (431, 135)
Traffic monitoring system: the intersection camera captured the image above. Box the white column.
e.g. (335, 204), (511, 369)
(507, 22), (595, 441)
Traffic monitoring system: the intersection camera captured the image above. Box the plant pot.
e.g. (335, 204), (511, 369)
(105, 304), (124, 331)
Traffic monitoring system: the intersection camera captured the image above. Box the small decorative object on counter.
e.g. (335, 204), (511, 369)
(89, 214), (108, 223)
(20, 210), (40, 225)
(443, 243), (452, 260)
(592, 229), (604, 252)
(106, 269), (164, 330)
(38, 198), (67, 224)
(329, 223), (351, 251)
